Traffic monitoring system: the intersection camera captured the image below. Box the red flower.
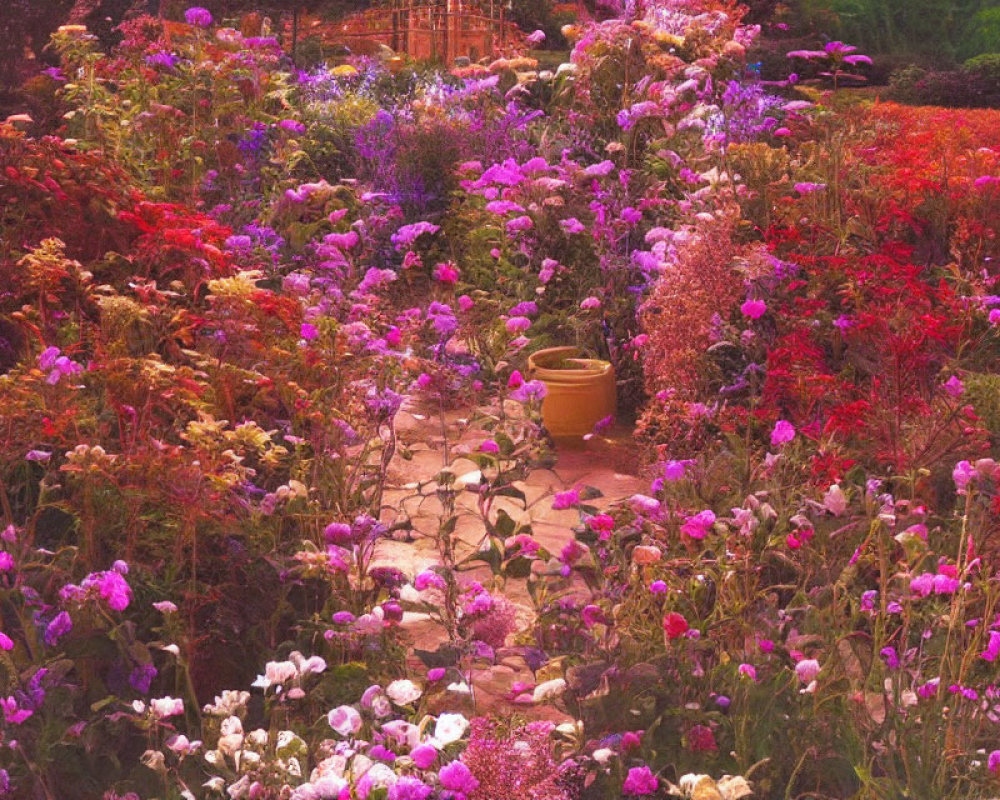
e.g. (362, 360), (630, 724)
(663, 612), (689, 640)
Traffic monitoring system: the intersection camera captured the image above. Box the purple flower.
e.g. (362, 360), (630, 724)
(0, 632), (12, 651)
(510, 379), (547, 404)
(183, 6), (212, 27)
(300, 323), (319, 341)
(278, 119), (306, 134)
(989, 750), (1000, 774)
(145, 50), (180, 70)
(880, 646), (899, 669)
(506, 215), (534, 233)
(129, 663), (158, 693)
(560, 217), (586, 234)
(25, 450), (51, 462)
(391, 221), (439, 251)
(622, 765), (658, 795)
(650, 580), (667, 594)
(44, 611), (72, 646)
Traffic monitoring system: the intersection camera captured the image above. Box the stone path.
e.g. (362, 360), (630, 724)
(375, 399), (648, 719)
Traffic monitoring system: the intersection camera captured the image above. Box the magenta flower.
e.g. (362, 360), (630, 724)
(505, 316), (532, 334)
(438, 761), (479, 795)
(953, 459), (975, 492)
(794, 181), (826, 194)
(942, 375), (964, 397)
(989, 750), (1000, 773)
(184, 6), (212, 27)
(680, 509), (716, 540)
(623, 765), (658, 795)
(552, 488), (580, 510)
(741, 298), (767, 319)
(770, 419), (796, 446)
(738, 663), (758, 681)
(479, 439), (500, 454)
(980, 630), (1000, 662)
(433, 262), (460, 285)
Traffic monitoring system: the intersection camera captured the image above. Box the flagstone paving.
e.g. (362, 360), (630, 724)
(376, 400), (648, 718)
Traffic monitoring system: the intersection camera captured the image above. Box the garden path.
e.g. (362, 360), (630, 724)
(374, 400), (648, 719)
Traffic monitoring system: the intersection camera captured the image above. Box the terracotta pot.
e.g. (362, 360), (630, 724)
(527, 347), (615, 438)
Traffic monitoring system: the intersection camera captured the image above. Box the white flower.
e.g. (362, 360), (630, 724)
(592, 747), (614, 765)
(823, 484), (848, 516)
(386, 679), (423, 706)
(265, 660), (298, 686)
(149, 696), (184, 719)
(433, 712), (469, 745)
(218, 716), (244, 756)
(203, 776), (225, 792)
(327, 705), (362, 737)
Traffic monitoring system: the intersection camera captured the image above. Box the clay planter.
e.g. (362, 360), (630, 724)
(527, 347), (616, 439)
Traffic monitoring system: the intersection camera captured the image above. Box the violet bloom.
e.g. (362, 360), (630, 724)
(622, 765), (658, 795)
(184, 6), (212, 27)
(44, 611), (72, 646)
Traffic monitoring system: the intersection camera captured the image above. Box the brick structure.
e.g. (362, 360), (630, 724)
(321, 0), (521, 63)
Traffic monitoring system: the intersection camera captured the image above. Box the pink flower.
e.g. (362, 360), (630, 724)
(981, 630), (1000, 662)
(943, 375), (964, 397)
(680, 509), (716, 540)
(770, 419), (795, 447)
(479, 439), (499, 454)
(795, 658), (820, 683)
(990, 308), (1000, 325)
(989, 750), (1000, 773)
(910, 572), (934, 597)
(741, 298), (767, 319)
(623, 766), (658, 795)
(738, 663), (758, 681)
(551, 488), (580, 510)
(953, 459), (975, 492)
(433, 262), (460, 285)
(505, 316), (532, 334)
(410, 744), (437, 769)
(426, 667), (446, 681)
(580, 296), (601, 310)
